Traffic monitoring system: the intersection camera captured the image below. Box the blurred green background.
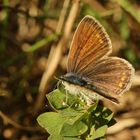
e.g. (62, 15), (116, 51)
(0, 0), (140, 140)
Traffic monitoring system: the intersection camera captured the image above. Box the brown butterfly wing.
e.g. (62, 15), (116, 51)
(67, 15), (134, 103)
(83, 57), (134, 102)
(67, 16), (112, 74)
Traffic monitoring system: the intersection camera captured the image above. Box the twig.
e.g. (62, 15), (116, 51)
(34, 0), (80, 114)
(56, 0), (70, 33)
(120, 108), (140, 119)
(107, 118), (139, 135)
(0, 111), (41, 132)
(132, 74), (140, 86)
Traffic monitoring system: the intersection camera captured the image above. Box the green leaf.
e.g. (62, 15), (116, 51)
(63, 137), (81, 140)
(60, 108), (85, 125)
(47, 89), (82, 111)
(102, 108), (114, 122)
(93, 125), (108, 139)
(48, 134), (63, 140)
(60, 108), (83, 117)
(87, 102), (98, 113)
(47, 89), (68, 110)
(60, 121), (88, 137)
(24, 34), (58, 52)
(48, 134), (81, 140)
(108, 118), (116, 127)
(89, 125), (108, 139)
(93, 106), (114, 122)
(90, 106), (115, 131)
(37, 112), (67, 135)
(100, 138), (106, 140)
(38, 87), (116, 139)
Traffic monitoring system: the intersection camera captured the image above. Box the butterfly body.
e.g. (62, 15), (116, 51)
(61, 73), (87, 86)
(60, 73), (120, 104)
(61, 77), (99, 105)
(59, 15), (134, 105)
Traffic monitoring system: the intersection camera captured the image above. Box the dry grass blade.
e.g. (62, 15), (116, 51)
(113, 0), (140, 24)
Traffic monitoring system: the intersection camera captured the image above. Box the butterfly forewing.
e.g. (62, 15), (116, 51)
(67, 16), (112, 74)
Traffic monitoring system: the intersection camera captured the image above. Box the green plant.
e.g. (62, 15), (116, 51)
(37, 85), (116, 140)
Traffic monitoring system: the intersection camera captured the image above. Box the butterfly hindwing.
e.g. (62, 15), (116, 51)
(82, 57), (134, 102)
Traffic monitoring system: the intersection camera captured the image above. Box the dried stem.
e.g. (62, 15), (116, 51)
(34, 0), (80, 114)
(107, 118), (139, 134)
(0, 111), (41, 132)
(132, 74), (140, 86)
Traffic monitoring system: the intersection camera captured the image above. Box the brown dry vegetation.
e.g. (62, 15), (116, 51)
(0, 0), (140, 140)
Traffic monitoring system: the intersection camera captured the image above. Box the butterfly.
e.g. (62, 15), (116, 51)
(59, 15), (134, 105)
